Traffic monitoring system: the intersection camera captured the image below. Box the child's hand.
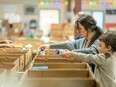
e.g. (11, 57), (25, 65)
(61, 51), (74, 59)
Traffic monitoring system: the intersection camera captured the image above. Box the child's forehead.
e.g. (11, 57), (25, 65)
(99, 40), (105, 45)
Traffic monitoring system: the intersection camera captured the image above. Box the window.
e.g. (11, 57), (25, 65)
(92, 11), (104, 29)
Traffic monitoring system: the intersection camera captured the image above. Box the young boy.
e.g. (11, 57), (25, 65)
(61, 31), (116, 87)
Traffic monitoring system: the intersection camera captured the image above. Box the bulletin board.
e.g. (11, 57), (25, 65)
(24, 5), (38, 15)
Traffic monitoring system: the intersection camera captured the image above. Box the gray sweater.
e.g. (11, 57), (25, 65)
(50, 38), (99, 54)
(73, 52), (116, 87)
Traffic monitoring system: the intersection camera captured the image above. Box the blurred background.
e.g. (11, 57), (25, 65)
(0, 0), (116, 42)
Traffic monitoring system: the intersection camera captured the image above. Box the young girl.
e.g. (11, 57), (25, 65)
(61, 31), (116, 87)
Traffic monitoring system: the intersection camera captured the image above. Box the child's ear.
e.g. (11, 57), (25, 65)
(107, 45), (112, 51)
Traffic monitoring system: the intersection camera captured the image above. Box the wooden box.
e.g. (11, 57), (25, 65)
(31, 62), (91, 70)
(19, 69), (101, 87)
(24, 69), (94, 78)
(0, 57), (19, 71)
(0, 54), (24, 71)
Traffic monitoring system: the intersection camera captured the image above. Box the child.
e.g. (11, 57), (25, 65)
(61, 31), (116, 87)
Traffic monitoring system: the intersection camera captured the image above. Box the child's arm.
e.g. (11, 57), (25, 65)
(62, 52), (106, 65)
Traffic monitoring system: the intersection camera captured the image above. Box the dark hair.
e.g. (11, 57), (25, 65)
(75, 14), (103, 47)
(99, 31), (116, 52)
